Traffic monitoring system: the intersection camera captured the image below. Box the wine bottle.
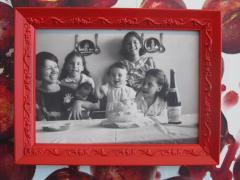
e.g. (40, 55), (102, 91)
(167, 69), (182, 124)
(168, 69), (181, 106)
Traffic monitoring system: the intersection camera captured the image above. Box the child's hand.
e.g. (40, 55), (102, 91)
(96, 83), (108, 99)
(49, 111), (61, 117)
(69, 100), (83, 120)
(85, 77), (95, 89)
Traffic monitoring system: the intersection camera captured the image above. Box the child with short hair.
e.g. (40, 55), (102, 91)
(136, 69), (169, 123)
(97, 62), (136, 116)
(75, 82), (94, 101)
(59, 50), (94, 89)
(63, 82), (97, 119)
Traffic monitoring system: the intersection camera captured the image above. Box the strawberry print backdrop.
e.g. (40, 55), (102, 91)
(0, 0), (240, 179)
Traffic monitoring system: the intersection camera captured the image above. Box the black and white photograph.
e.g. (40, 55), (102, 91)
(35, 29), (199, 144)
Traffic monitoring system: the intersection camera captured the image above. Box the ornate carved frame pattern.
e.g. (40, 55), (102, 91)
(14, 8), (221, 165)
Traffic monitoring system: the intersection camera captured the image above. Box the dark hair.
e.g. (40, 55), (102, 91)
(77, 82), (93, 93)
(36, 51), (58, 80)
(59, 50), (90, 80)
(107, 62), (127, 76)
(145, 69), (169, 101)
(121, 31), (146, 59)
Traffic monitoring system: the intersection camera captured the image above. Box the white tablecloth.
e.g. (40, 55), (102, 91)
(36, 114), (198, 144)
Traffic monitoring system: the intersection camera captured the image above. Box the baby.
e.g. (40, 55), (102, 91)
(63, 82), (97, 119)
(97, 62), (136, 117)
(75, 82), (94, 101)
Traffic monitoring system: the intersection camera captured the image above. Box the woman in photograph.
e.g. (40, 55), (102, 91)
(36, 51), (64, 121)
(59, 50), (99, 120)
(120, 31), (156, 91)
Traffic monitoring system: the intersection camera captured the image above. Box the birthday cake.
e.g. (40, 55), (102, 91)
(100, 100), (153, 128)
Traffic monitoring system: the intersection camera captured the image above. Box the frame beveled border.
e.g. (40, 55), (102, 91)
(14, 8), (221, 165)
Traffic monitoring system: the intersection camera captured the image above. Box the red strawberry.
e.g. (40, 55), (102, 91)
(0, 75), (13, 141)
(66, 0), (118, 7)
(13, 0), (66, 6)
(223, 90), (239, 108)
(203, 0), (240, 54)
(46, 166), (93, 180)
(0, 3), (13, 53)
(141, 0), (186, 9)
(233, 154), (240, 180)
(0, 141), (36, 180)
(91, 166), (157, 180)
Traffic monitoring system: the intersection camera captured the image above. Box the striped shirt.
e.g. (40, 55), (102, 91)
(121, 55), (155, 91)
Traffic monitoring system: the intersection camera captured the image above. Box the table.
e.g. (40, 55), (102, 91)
(36, 114), (198, 144)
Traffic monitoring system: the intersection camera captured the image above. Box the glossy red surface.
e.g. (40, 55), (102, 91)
(0, 75), (13, 141)
(0, 3), (13, 52)
(203, 0), (240, 54)
(46, 166), (93, 180)
(91, 166), (157, 180)
(0, 141), (36, 180)
(141, 0), (186, 9)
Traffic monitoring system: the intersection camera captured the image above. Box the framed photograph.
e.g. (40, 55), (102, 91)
(14, 8), (221, 165)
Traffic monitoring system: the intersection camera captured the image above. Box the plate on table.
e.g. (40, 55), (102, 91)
(42, 122), (71, 132)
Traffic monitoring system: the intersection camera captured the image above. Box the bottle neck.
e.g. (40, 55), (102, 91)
(168, 88), (177, 92)
(167, 69), (181, 106)
(170, 69), (176, 88)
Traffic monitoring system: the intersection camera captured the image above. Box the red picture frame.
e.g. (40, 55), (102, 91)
(14, 8), (221, 165)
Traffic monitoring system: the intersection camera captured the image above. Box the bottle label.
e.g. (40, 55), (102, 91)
(168, 88), (177, 92)
(167, 106), (181, 123)
(0, 0), (13, 7)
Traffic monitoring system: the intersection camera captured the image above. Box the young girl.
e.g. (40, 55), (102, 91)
(120, 31), (156, 91)
(97, 62), (136, 115)
(59, 50), (99, 119)
(136, 69), (169, 123)
(59, 50), (94, 89)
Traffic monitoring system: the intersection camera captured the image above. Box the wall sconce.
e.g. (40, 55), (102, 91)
(74, 33), (101, 56)
(143, 33), (166, 53)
